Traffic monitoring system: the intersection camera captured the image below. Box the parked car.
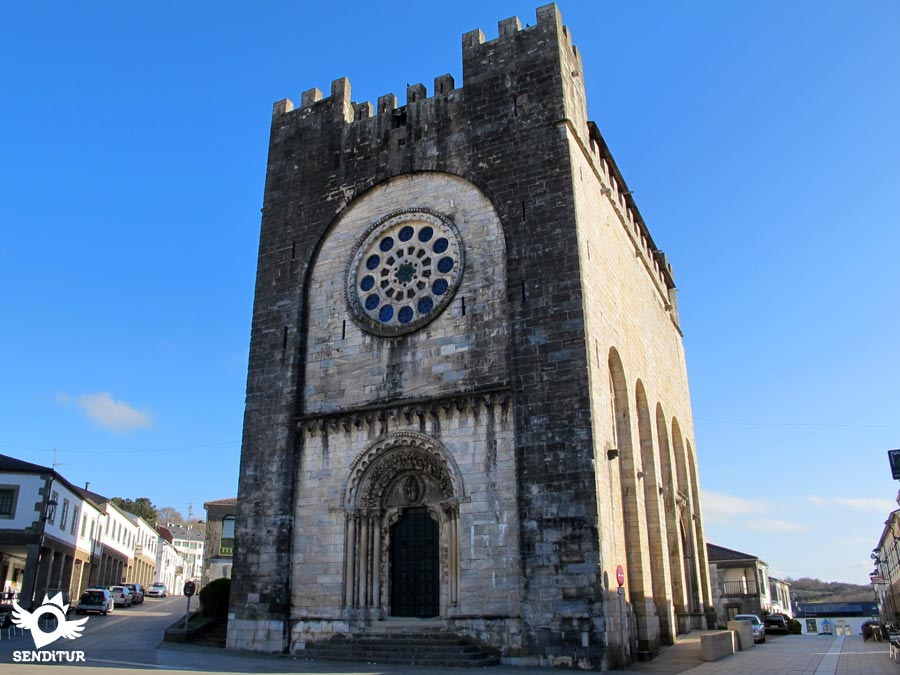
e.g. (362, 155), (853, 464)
(123, 583), (144, 604)
(109, 585), (133, 608)
(735, 613), (766, 643)
(764, 614), (789, 633)
(146, 582), (167, 598)
(75, 588), (114, 615)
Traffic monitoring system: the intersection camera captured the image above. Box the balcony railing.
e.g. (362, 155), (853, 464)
(722, 580), (759, 596)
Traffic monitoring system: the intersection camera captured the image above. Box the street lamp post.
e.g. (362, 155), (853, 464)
(28, 484), (58, 609)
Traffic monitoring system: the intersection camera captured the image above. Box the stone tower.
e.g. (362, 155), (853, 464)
(228, 4), (715, 669)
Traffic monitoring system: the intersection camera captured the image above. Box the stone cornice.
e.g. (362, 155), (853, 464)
(297, 386), (512, 434)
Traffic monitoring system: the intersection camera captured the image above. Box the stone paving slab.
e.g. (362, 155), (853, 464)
(632, 633), (897, 675)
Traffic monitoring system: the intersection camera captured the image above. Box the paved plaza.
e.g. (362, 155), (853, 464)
(630, 632), (898, 675)
(4, 631), (899, 674)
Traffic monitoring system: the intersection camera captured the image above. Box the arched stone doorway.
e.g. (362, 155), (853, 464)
(342, 432), (464, 622)
(390, 506), (439, 617)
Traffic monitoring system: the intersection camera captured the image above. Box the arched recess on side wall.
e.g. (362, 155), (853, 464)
(686, 440), (712, 610)
(656, 404), (688, 629)
(635, 381), (673, 645)
(608, 349), (649, 628)
(671, 419), (701, 617)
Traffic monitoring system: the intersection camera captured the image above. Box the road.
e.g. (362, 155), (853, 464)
(0, 594), (189, 668)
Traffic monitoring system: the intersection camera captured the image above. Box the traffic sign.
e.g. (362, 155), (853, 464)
(183, 580), (196, 597)
(616, 564), (625, 587)
(889, 450), (900, 480)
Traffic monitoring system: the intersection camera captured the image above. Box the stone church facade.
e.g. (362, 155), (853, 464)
(228, 4), (715, 669)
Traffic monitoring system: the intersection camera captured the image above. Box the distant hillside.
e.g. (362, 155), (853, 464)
(787, 577), (875, 603)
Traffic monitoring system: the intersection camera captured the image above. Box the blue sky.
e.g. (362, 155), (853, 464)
(1, 1), (897, 584)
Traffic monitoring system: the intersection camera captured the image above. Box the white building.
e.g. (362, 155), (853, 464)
(154, 534), (185, 595)
(124, 513), (158, 589)
(168, 523), (204, 583)
(0, 454), (104, 605)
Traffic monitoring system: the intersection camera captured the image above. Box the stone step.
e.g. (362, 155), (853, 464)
(302, 653), (501, 668)
(324, 634), (473, 645)
(191, 621), (228, 647)
(306, 643), (484, 657)
(304, 631), (500, 668)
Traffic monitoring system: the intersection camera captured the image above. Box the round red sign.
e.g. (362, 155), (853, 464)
(616, 564), (625, 587)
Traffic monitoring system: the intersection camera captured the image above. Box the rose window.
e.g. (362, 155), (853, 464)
(347, 209), (464, 336)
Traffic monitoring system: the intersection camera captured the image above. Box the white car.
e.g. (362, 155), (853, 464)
(146, 582), (168, 598)
(109, 585), (133, 608)
(735, 613), (766, 643)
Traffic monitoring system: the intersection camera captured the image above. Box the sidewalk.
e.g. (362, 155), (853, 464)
(631, 632), (897, 675)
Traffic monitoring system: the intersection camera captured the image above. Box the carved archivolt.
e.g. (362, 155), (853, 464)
(343, 431), (465, 510)
(341, 431), (463, 618)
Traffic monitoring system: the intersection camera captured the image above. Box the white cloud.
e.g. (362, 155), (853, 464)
(807, 495), (895, 514)
(745, 518), (808, 533)
(701, 489), (768, 524)
(72, 392), (152, 431)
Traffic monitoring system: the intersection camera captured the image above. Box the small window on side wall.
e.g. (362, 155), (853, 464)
(0, 487), (18, 518)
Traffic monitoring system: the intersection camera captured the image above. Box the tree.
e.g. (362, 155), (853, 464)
(157, 506), (184, 526)
(110, 497), (157, 525)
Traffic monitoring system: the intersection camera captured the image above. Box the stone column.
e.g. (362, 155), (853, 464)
(372, 514), (381, 611)
(344, 514), (356, 608)
(358, 515), (369, 609)
(449, 508), (459, 606)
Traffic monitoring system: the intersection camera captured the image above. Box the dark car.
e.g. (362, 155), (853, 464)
(764, 614), (789, 633)
(123, 583), (144, 604)
(75, 588), (114, 615)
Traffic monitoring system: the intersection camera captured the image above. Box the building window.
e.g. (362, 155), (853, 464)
(0, 486), (18, 519)
(60, 499), (70, 530)
(220, 516), (235, 556)
(81, 514), (87, 537)
(70, 508), (79, 535)
(347, 209), (465, 336)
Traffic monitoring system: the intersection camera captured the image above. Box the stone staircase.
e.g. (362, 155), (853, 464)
(302, 622), (500, 667)
(191, 619), (228, 647)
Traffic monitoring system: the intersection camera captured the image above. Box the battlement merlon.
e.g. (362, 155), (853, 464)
(271, 72), (458, 127)
(462, 3), (589, 143)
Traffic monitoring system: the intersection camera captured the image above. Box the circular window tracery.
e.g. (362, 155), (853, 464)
(347, 209), (464, 336)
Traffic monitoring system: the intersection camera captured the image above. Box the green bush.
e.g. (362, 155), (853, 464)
(788, 618), (802, 634)
(198, 578), (231, 617)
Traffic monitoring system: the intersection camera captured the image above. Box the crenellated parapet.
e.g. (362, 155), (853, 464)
(270, 3), (577, 129)
(271, 72), (459, 128)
